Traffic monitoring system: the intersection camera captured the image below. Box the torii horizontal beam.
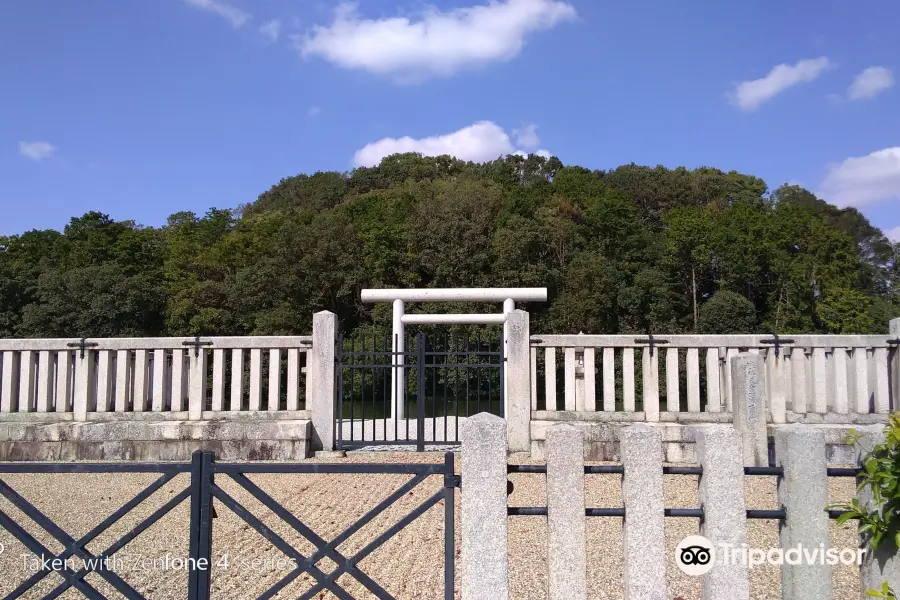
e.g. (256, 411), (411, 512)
(361, 288), (547, 303)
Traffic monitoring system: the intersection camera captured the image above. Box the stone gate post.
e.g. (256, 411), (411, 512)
(309, 311), (337, 452)
(461, 412), (509, 599)
(506, 309), (531, 454)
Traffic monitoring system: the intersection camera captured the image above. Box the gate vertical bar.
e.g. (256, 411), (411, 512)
(417, 332), (426, 451)
(188, 450), (214, 600)
(188, 451), (202, 600)
(444, 450), (456, 600)
(336, 334), (344, 451)
(196, 452), (214, 600)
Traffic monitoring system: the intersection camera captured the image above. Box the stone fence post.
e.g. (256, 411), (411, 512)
(856, 428), (900, 594)
(547, 424), (587, 600)
(461, 413), (509, 600)
(776, 425), (832, 600)
(309, 311), (337, 452)
(621, 423), (666, 600)
(694, 426), (750, 600)
(506, 310), (530, 454)
(731, 353), (768, 466)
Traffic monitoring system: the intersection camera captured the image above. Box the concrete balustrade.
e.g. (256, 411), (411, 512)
(0, 335), (314, 420)
(530, 333), (897, 422)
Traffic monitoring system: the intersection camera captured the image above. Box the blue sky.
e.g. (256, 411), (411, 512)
(1, 0), (898, 239)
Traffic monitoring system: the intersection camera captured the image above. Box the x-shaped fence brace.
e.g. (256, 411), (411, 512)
(0, 457), (455, 600)
(0, 466), (191, 600)
(212, 468), (448, 600)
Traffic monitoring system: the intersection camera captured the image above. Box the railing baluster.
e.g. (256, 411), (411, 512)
(230, 349), (244, 412)
(665, 347), (679, 413)
(18, 350), (36, 413)
(564, 347), (576, 411)
(211, 349), (225, 412)
(603, 348), (615, 412)
(2, 350), (20, 412)
(873, 347), (890, 413)
(833, 347), (849, 413)
(249, 349), (262, 411)
(622, 348), (635, 412)
(853, 347), (870, 414)
(705, 348), (720, 412)
(56, 350), (73, 413)
(114, 349), (129, 412)
(724, 348), (738, 412)
(97, 350), (113, 412)
(152, 349), (166, 412)
(544, 347), (557, 411)
(287, 348), (300, 411)
(133, 350), (148, 412)
(812, 347), (828, 413)
(790, 347), (808, 414)
(686, 348), (700, 412)
(171, 349), (186, 412)
(37, 350), (53, 413)
(583, 347), (596, 412)
(269, 348), (281, 412)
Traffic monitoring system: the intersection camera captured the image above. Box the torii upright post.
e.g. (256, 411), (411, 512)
(361, 288), (548, 421)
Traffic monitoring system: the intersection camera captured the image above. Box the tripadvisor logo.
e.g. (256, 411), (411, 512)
(675, 535), (715, 576)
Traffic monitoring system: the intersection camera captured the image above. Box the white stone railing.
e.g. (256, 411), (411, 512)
(530, 333), (899, 422)
(0, 336), (313, 421)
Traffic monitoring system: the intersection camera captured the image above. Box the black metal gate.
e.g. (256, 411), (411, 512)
(0, 451), (458, 600)
(336, 331), (505, 451)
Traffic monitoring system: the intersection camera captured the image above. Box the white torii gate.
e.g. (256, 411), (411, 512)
(360, 288), (548, 420)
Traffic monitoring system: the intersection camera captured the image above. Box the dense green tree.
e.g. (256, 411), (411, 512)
(696, 291), (758, 334)
(1, 153), (896, 339)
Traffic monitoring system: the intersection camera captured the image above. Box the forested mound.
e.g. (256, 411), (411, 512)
(1, 153), (897, 338)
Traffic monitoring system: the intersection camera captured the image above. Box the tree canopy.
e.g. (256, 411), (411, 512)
(1, 153), (897, 339)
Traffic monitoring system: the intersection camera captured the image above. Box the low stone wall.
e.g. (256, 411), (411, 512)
(0, 418), (311, 461)
(530, 412), (889, 464)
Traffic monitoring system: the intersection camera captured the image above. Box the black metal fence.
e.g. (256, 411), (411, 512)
(0, 452), (458, 600)
(336, 330), (504, 450)
(506, 463), (860, 519)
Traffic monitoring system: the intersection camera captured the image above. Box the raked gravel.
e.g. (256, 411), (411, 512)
(0, 452), (860, 600)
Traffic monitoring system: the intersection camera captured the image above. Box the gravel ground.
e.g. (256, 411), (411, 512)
(0, 452), (860, 600)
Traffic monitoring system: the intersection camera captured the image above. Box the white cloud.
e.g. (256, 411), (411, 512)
(353, 120), (551, 167)
(885, 226), (900, 243)
(847, 66), (894, 100)
(297, 0), (576, 81)
(819, 147), (900, 209)
(19, 141), (56, 161)
(184, 0), (250, 29)
(308, 105), (321, 117)
(513, 124), (540, 150)
(729, 57), (831, 111)
(259, 19), (281, 43)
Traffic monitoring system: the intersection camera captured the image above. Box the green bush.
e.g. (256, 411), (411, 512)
(832, 412), (900, 597)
